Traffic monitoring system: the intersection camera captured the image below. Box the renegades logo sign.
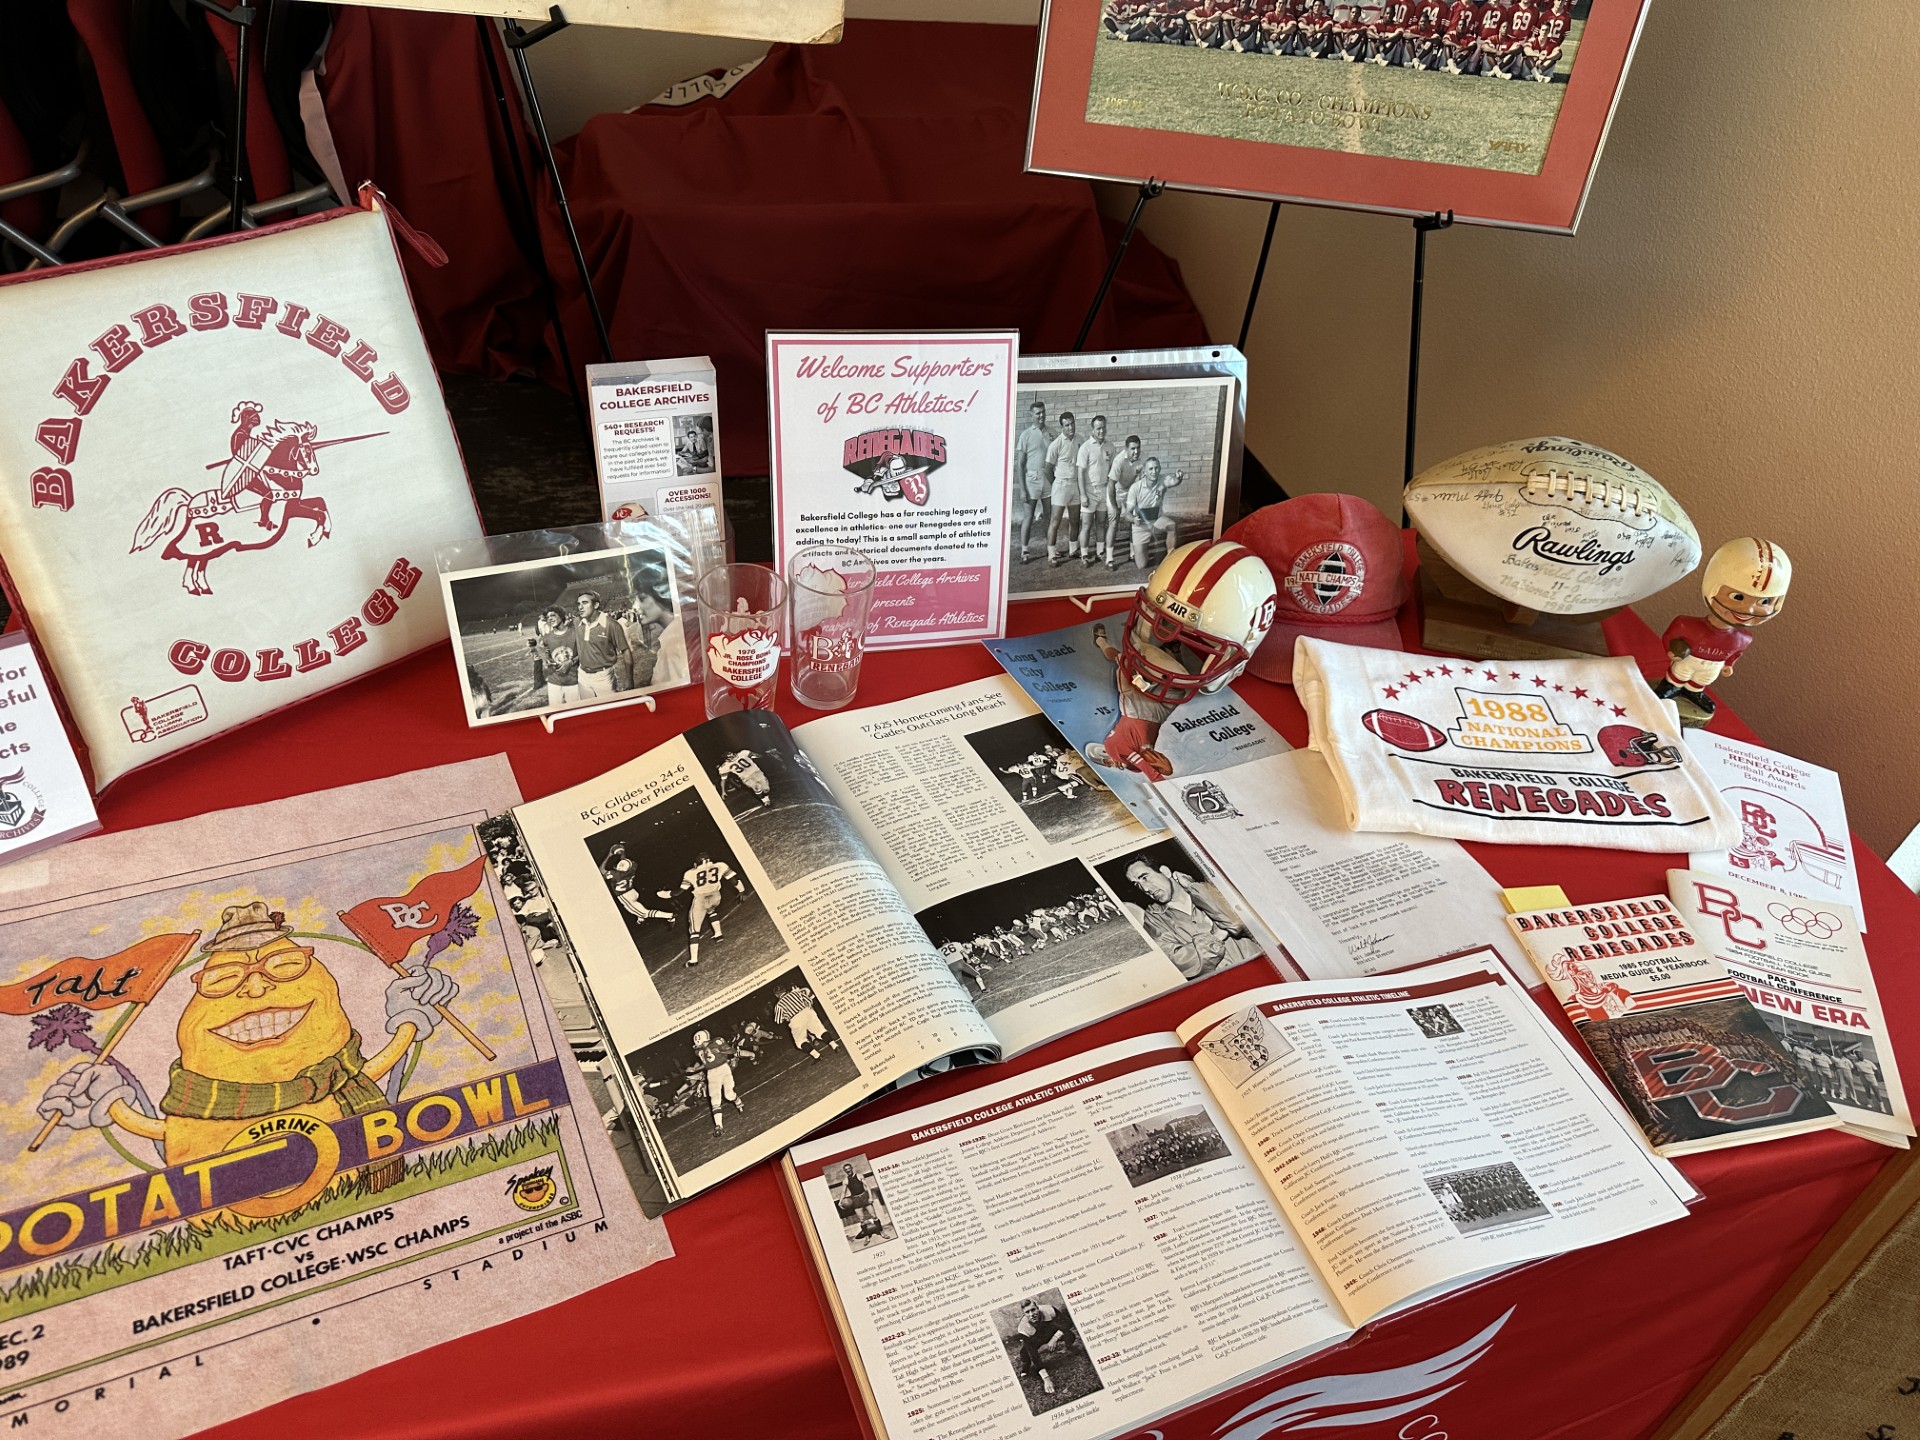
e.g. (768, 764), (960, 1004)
(130, 403), (386, 595)
(842, 428), (947, 507)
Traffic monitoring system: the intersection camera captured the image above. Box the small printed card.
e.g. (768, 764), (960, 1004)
(589, 356), (724, 526)
(768, 331), (1015, 649)
(0, 633), (99, 864)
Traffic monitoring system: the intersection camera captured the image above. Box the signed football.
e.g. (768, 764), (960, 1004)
(1406, 438), (1700, 614)
(1362, 709), (1447, 752)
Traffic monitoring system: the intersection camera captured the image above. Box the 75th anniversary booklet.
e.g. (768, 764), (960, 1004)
(783, 955), (1693, 1440)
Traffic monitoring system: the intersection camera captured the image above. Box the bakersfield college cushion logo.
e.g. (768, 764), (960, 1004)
(1282, 541), (1365, 615)
(844, 427), (948, 507)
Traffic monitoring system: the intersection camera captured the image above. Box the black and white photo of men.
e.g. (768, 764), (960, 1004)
(1410, 1003), (1465, 1039)
(1094, 837), (1262, 980)
(1006, 376), (1234, 601)
(989, 1289), (1102, 1415)
(1425, 1161), (1551, 1235)
(1763, 1017), (1895, 1117)
(442, 544), (688, 724)
(673, 413), (716, 475)
(1105, 1106), (1232, 1187)
(682, 710), (873, 889)
(963, 712), (1134, 846)
(582, 788), (789, 1016)
(622, 966), (858, 1176)
(916, 858), (1149, 1020)
(828, 1154), (897, 1252)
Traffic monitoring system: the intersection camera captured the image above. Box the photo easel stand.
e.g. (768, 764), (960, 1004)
(1072, 178), (1163, 351)
(539, 691), (658, 732)
(494, 6), (615, 368)
(183, 0), (256, 233)
(1403, 209), (1454, 505)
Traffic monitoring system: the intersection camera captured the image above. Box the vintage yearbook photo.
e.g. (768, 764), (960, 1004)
(683, 710), (875, 890)
(916, 858), (1151, 1021)
(1425, 1160), (1551, 1235)
(989, 1289), (1104, 1415)
(827, 1153), (898, 1252)
(581, 787), (790, 1018)
(442, 543), (689, 724)
(1007, 375), (1235, 600)
(621, 967), (858, 1177)
(1105, 1106), (1233, 1187)
(963, 711), (1136, 847)
(1094, 836), (1262, 981)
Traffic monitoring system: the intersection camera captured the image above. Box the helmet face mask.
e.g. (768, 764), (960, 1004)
(1115, 541), (1279, 707)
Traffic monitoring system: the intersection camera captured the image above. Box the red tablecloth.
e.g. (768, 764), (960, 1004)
(101, 591), (1907, 1440)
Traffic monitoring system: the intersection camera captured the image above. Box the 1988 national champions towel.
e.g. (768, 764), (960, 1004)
(1293, 637), (1738, 851)
(0, 198), (482, 789)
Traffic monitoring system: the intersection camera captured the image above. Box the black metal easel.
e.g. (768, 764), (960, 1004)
(1072, 178), (1163, 352)
(1236, 199), (1283, 353)
(1404, 209), (1454, 504)
(496, 6), (615, 367)
(184, 0), (255, 232)
(475, 14), (589, 436)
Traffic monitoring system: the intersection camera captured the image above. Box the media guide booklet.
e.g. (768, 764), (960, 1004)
(492, 674), (1278, 1212)
(782, 955), (1695, 1440)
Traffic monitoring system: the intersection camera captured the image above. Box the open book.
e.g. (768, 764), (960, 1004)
(783, 955), (1695, 1440)
(490, 676), (1273, 1211)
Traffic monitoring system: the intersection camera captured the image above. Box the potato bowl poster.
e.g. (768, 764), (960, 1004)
(769, 332), (1016, 649)
(0, 790), (652, 1438)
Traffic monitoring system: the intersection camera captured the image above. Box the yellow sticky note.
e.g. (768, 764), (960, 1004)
(1501, 885), (1570, 915)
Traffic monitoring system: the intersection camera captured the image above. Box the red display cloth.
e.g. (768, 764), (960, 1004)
(83, 580), (1909, 1440)
(547, 20), (1210, 477)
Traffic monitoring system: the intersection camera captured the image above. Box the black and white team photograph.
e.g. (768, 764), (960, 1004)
(1762, 1016), (1895, 1117)
(1094, 837), (1262, 981)
(1104, 1106), (1234, 1187)
(1007, 376), (1234, 601)
(826, 1154), (898, 1253)
(1410, 1002), (1466, 1039)
(682, 710), (873, 889)
(964, 712), (1135, 846)
(621, 966), (859, 1177)
(988, 1289), (1103, 1415)
(582, 787), (790, 1017)
(443, 543), (688, 724)
(1196, 1004), (1293, 1087)
(915, 858), (1150, 1020)
(1425, 1161), (1551, 1235)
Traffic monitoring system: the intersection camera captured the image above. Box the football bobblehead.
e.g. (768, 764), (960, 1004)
(1653, 537), (1792, 725)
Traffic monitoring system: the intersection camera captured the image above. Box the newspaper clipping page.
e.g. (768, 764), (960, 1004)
(788, 1035), (1350, 1440)
(511, 717), (996, 1201)
(796, 677), (1262, 1056)
(1164, 751), (1511, 981)
(1179, 957), (1692, 1326)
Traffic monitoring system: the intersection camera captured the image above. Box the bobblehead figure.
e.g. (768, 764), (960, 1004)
(1653, 537), (1791, 726)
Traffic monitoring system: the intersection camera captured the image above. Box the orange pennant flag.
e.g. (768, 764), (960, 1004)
(337, 857), (488, 965)
(0, 933), (197, 1017)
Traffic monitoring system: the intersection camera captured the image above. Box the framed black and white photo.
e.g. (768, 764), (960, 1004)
(439, 540), (690, 726)
(1010, 347), (1246, 603)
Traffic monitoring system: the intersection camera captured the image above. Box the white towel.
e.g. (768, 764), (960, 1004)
(1293, 637), (1739, 851)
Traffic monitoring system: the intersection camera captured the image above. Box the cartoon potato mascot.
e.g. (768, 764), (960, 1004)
(36, 902), (458, 1218)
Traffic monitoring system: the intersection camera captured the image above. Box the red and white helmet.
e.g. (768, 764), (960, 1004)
(1598, 724), (1681, 769)
(1118, 540), (1278, 705)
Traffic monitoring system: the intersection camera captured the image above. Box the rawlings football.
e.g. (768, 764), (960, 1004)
(1406, 439), (1700, 614)
(1361, 709), (1447, 752)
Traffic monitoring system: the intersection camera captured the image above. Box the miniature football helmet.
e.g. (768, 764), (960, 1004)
(1598, 724), (1682, 769)
(1118, 540), (1279, 705)
(1702, 537), (1791, 627)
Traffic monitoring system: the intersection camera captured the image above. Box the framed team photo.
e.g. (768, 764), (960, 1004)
(1028, 0), (1652, 233)
(440, 542), (690, 726)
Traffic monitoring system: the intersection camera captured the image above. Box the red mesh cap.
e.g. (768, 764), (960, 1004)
(1223, 494), (1409, 684)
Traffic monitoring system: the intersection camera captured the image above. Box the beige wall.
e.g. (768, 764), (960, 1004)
(526, 1), (1919, 857)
